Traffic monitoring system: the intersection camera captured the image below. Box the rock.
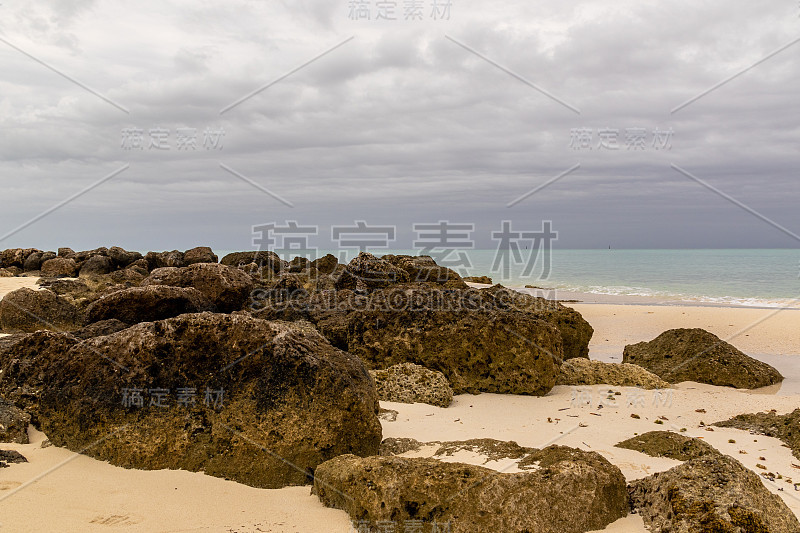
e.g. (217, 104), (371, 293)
(40, 257), (78, 278)
(288, 257), (309, 273)
(79, 255), (114, 277)
(383, 255), (467, 288)
(463, 276), (493, 284)
(370, 363), (453, 408)
(258, 286), (567, 395)
(71, 319), (129, 340)
(23, 251), (44, 272)
(0, 313), (381, 488)
(334, 252), (410, 291)
(479, 285), (593, 360)
(310, 254), (339, 274)
(0, 449), (28, 467)
(0, 331), (80, 415)
(0, 269), (15, 278)
(107, 268), (146, 285)
(714, 409), (800, 460)
(313, 445), (628, 533)
(0, 288), (81, 333)
(1, 248), (26, 269)
(183, 246), (218, 265)
(623, 328), (783, 389)
(57, 247), (75, 258)
(557, 358), (669, 389)
(220, 251), (286, 274)
(0, 400), (30, 443)
(85, 285), (213, 325)
(145, 250), (185, 270)
(142, 263), (254, 313)
(615, 431), (718, 461)
(629, 453), (800, 533)
(380, 437), (424, 456)
(74, 247), (109, 263)
(108, 246), (143, 268)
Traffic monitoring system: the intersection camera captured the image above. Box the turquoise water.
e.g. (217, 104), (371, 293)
(216, 249), (800, 308)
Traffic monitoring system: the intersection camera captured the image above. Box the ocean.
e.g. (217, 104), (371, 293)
(216, 248), (800, 309)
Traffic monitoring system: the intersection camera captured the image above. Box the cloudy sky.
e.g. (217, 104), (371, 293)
(0, 0), (798, 252)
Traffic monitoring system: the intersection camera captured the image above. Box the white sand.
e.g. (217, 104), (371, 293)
(1, 278), (800, 531)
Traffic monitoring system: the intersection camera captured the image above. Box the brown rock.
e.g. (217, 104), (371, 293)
(623, 328), (783, 389)
(0, 313), (382, 488)
(334, 252), (410, 291)
(79, 255), (114, 277)
(0, 288), (81, 333)
(557, 358), (669, 389)
(370, 363), (453, 408)
(615, 431), (718, 461)
(0, 399), (30, 444)
(183, 246), (218, 265)
(41, 257), (78, 278)
(142, 263), (254, 313)
(313, 445), (628, 533)
(629, 453), (800, 533)
(84, 285), (213, 325)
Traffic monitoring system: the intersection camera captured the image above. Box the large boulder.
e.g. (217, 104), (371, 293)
(714, 409), (800, 460)
(629, 454), (800, 533)
(79, 255), (113, 277)
(0, 399), (30, 443)
(334, 252), (410, 291)
(0, 288), (81, 333)
(370, 363), (454, 408)
(142, 263), (254, 313)
(557, 358), (669, 389)
(623, 328), (783, 389)
(40, 257), (78, 277)
(257, 286), (567, 395)
(615, 431), (718, 461)
(313, 445), (628, 533)
(0, 313), (382, 488)
(480, 285), (593, 360)
(183, 246), (218, 265)
(84, 285), (213, 325)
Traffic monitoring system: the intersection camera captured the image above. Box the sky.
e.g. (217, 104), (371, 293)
(0, 0), (798, 252)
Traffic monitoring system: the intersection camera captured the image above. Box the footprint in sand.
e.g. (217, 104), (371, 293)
(0, 481), (22, 491)
(89, 514), (143, 526)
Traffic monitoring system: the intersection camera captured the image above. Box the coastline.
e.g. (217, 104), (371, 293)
(1, 277), (799, 531)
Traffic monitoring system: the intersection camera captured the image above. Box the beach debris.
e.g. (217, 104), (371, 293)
(695, 409), (706, 413)
(630, 414), (640, 419)
(654, 420), (663, 425)
(756, 464), (767, 469)
(728, 439), (736, 443)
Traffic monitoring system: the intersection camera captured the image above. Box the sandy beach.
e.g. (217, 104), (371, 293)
(2, 279), (800, 532)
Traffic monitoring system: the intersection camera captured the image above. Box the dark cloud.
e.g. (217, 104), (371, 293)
(0, 0), (798, 251)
